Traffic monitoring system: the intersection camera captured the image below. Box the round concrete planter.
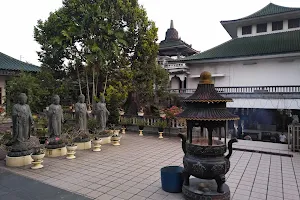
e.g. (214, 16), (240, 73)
(66, 145), (77, 159)
(31, 153), (45, 169)
(92, 139), (102, 152)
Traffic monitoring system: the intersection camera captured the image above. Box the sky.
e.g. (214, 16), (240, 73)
(0, 0), (300, 66)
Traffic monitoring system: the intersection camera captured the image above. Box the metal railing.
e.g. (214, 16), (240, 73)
(170, 85), (300, 94)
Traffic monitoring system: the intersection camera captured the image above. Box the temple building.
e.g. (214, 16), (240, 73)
(170, 3), (300, 140)
(158, 20), (198, 91)
(0, 52), (40, 105)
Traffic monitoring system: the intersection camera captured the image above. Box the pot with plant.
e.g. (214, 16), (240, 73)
(119, 108), (125, 116)
(137, 107), (144, 117)
(155, 119), (167, 139)
(120, 118), (129, 134)
(114, 125), (121, 135)
(159, 109), (166, 118)
(92, 137), (102, 152)
(61, 129), (80, 159)
(111, 133), (121, 146)
(137, 118), (146, 136)
(31, 146), (45, 169)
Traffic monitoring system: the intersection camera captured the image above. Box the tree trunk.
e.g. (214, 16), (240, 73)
(103, 72), (108, 95)
(76, 65), (82, 94)
(92, 66), (96, 112)
(95, 72), (99, 97)
(86, 70), (91, 109)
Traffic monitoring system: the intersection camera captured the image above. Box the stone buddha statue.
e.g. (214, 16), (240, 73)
(11, 93), (33, 144)
(95, 95), (110, 132)
(75, 94), (88, 132)
(48, 95), (64, 137)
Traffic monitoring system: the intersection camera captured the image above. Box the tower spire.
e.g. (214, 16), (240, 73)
(170, 20), (174, 29)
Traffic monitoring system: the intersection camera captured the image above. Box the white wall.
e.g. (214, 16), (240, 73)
(227, 98), (300, 109)
(187, 58), (300, 89)
(0, 76), (6, 104)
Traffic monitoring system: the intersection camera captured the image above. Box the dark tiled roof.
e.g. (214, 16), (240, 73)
(184, 84), (233, 103)
(176, 108), (239, 121)
(180, 30), (300, 62)
(0, 52), (40, 72)
(223, 3), (300, 22)
(159, 39), (193, 49)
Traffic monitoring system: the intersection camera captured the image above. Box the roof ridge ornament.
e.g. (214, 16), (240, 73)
(170, 20), (174, 29)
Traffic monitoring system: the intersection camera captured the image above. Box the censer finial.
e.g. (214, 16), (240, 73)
(199, 71), (213, 84)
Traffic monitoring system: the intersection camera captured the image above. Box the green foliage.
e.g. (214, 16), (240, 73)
(87, 118), (98, 133)
(136, 118), (146, 127)
(106, 89), (120, 125)
(154, 120), (167, 128)
(5, 72), (46, 113)
(34, 0), (164, 109)
(5, 71), (70, 113)
(120, 117), (130, 125)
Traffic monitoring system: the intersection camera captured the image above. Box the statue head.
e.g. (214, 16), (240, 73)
(19, 93), (27, 105)
(53, 95), (60, 105)
(100, 95), (105, 103)
(78, 94), (85, 103)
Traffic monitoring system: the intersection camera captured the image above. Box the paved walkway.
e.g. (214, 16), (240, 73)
(0, 168), (90, 200)
(0, 132), (299, 200)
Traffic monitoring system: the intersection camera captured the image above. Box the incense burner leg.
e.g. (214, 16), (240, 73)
(215, 174), (225, 193)
(182, 169), (190, 186)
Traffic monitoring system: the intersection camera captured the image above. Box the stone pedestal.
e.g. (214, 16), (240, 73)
(74, 141), (92, 150)
(6, 155), (33, 167)
(46, 147), (67, 157)
(139, 130), (143, 136)
(159, 132), (164, 139)
(182, 178), (230, 200)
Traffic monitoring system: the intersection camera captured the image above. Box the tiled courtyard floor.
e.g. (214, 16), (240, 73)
(0, 132), (300, 200)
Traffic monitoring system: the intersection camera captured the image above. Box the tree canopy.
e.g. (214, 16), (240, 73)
(34, 0), (169, 120)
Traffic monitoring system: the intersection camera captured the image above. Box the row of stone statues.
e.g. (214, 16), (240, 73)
(10, 93), (110, 148)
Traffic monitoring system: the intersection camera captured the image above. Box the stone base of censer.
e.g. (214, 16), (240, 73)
(182, 178), (230, 200)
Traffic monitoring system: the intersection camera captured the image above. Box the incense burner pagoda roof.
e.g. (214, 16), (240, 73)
(177, 71), (239, 121)
(176, 107), (239, 121)
(184, 72), (233, 103)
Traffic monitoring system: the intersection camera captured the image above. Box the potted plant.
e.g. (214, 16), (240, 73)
(137, 107), (144, 117)
(31, 146), (45, 169)
(119, 108), (125, 116)
(111, 133), (121, 146)
(159, 109), (166, 118)
(154, 119), (167, 139)
(114, 125), (122, 135)
(120, 118), (129, 134)
(92, 136), (102, 152)
(61, 129), (80, 159)
(137, 118), (146, 136)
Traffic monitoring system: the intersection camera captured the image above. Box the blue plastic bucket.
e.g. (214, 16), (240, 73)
(161, 166), (184, 193)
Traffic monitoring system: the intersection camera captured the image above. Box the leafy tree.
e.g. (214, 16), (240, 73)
(5, 71), (71, 113)
(34, 0), (169, 112)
